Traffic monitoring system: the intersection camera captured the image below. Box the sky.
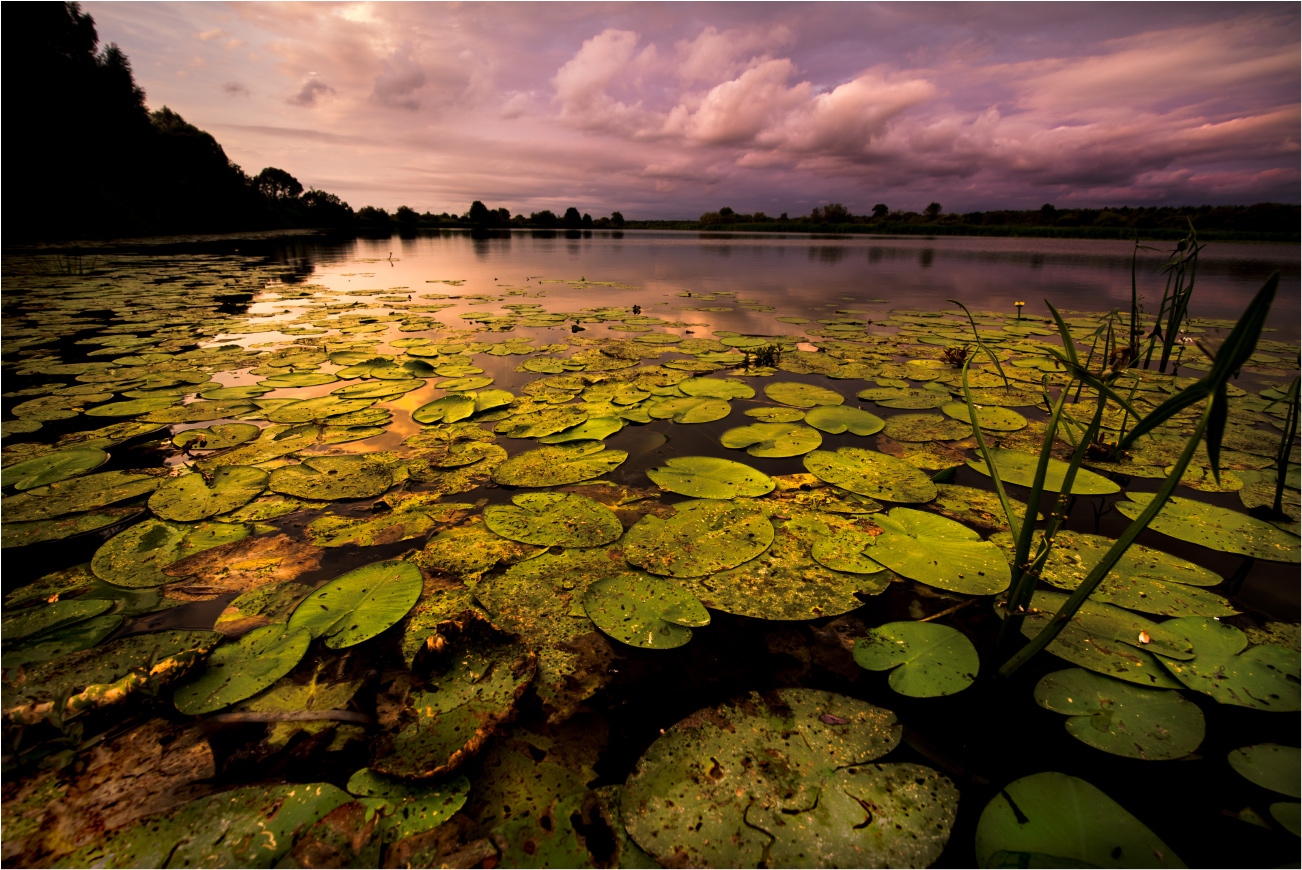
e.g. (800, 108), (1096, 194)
(84, 2), (1300, 219)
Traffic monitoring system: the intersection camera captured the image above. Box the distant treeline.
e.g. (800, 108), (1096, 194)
(355, 202), (628, 233)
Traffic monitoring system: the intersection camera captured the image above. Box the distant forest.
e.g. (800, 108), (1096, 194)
(5, 3), (1298, 243)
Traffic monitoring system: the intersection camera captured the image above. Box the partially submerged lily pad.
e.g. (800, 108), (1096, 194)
(174, 625), (311, 715)
(803, 404), (885, 436)
(1034, 668), (1205, 760)
(623, 688), (958, 868)
(172, 423), (260, 451)
(1152, 616), (1299, 711)
(1116, 493), (1301, 562)
(346, 768), (471, 841)
(1228, 744), (1302, 797)
(967, 448), (1121, 495)
(853, 621), (980, 697)
(719, 421), (822, 457)
(1, 447), (108, 491)
(287, 560), (423, 649)
(492, 442), (627, 487)
(583, 573), (710, 649)
(624, 499), (774, 578)
(269, 455), (394, 501)
(646, 455), (774, 498)
(148, 466), (268, 521)
(803, 448), (938, 503)
(484, 492), (622, 547)
(92, 518), (252, 587)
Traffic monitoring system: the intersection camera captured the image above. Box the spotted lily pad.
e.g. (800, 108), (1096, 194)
(172, 625), (310, 715)
(882, 413), (973, 442)
(1034, 668), (1205, 760)
(492, 442), (627, 487)
(719, 421), (822, 457)
(857, 387), (950, 409)
(345, 768), (471, 841)
(678, 377), (755, 399)
(495, 406), (589, 438)
(2, 598), (113, 643)
(148, 466), (268, 522)
(803, 448), (937, 503)
(941, 402), (1028, 431)
(1152, 616), (1299, 711)
(92, 519), (252, 588)
(2, 470), (162, 522)
(804, 405), (885, 436)
(538, 416), (624, 444)
(853, 621), (980, 697)
(811, 529), (889, 574)
(484, 492), (622, 547)
(967, 448), (1121, 495)
(745, 406), (806, 423)
(623, 688), (958, 868)
(975, 772), (1184, 868)
(172, 423), (260, 450)
(646, 396), (732, 423)
(646, 455), (774, 498)
(1228, 744), (1301, 797)
(763, 381), (845, 409)
(583, 574), (710, 649)
(270, 455), (394, 500)
(2, 506), (145, 549)
(287, 560), (422, 649)
(933, 484), (1038, 533)
(1, 447), (108, 491)
(624, 499), (774, 578)
(413, 394), (476, 424)
(869, 508), (1010, 594)
(264, 396), (376, 424)
(1116, 493), (1301, 562)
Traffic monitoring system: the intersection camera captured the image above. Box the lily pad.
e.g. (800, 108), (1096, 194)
(173, 625), (311, 715)
(933, 484), (1038, 533)
(1, 447), (108, 491)
(803, 448), (938, 503)
(646, 396), (732, 423)
(623, 688), (958, 868)
(583, 573), (710, 649)
(975, 772), (1184, 868)
(968, 448), (1121, 495)
(436, 375), (494, 391)
(92, 519), (252, 588)
(269, 455), (394, 500)
(148, 466), (268, 522)
(1152, 616), (1299, 711)
(416, 516), (543, 583)
(1116, 493), (1301, 562)
(624, 499), (774, 578)
(869, 508), (1010, 594)
(882, 413), (973, 442)
(745, 406), (806, 423)
(496, 406), (589, 438)
(764, 381), (845, 408)
(857, 387), (950, 409)
(811, 529), (889, 574)
(538, 416), (624, 444)
(678, 377), (755, 399)
(413, 394), (476, 424)
(492, 442), (627, 487)
(941, 401), (1028, 431)
(265, 396), (376, 424)
(646, 455), (774, 498)
(2, 506), (145, 549)
(853, 621), (980, 697)
(1, 470), (162, 522)
(1228, 744), (1301, 797)
(1034, 668), (1205, 760)
(345, 768), (471, 841)
(484, 492), (622, 547)
(804, 404), (885, 436)
(287, 560), (422, 649)
(172, 423), (260, 450)
(2, 598), (114, 642)
(720, 421), (822, 457)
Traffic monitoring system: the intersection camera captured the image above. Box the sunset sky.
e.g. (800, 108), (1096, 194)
(83, 2), (1300, 219)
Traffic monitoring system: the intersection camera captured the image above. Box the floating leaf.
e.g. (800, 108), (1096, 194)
(933, 484), (1037, 533)
(975, 771), (1183, 868)
(857, 387), (950, 409)
(1229, 744), (1302, 797)
(269, 455), (394, 500)
(495, 406), (589, 438)
(1034, 668), (1205, 760)
(174, 625), (311, 715)
(745, 406), (805, 423)
(1, 447), (108, 491)
(624, 499), (774, 578)
(484, 492), (622, 547)
(92, 518), (252, 588)
(811, 529), (889, 574)
(853, 621), (980, 696)
(764, 381), (845, 408)
(1153, 616), (1299, 711)
(1116, 493), (1301, 562)
(882, 412), (973, 442)
(804, 404), (885, 436)
(941, 401), (1028, 431)
(2, 506), (144, 549)
(538, 416), (623, 443)
(2, 470), (162, 523)
(492, 442), (627, 487)
(678, 377), (755, 399)
(646, 395), (732, 423)
(265, 396), (375, 424)
(968, 448), (1121, 494)
(584, 573), (710, 649)
(646, 455), (774, 498)
(172, 423), (260, 450)
(803, 448), (938, 503)
(719, 421), (822, 457)
(346, 768), (471, 841)
(2, 598), (113, 643)
(148, 466), (268, 522)
(413, 394), (476, 424)
(623, 688), (958, 868)
(287, 560), (422, 649)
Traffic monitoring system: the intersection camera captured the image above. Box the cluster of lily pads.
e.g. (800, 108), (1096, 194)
(1, 250), (1298, 868)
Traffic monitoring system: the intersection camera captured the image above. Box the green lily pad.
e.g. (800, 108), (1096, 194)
(1, 447), (108, 491)
(933, 484), (1038, 533)
(869, 508), (1011, 594)
(1271, 802), (1301, 837)
(259, 370), (338, 388)
(646, 396), (732, 423)
(306, 507), (448, 548)
(538, 416), (623, 443)
(624, 499), (774, 578)
(346, 769), (471, 841)
(287, 560), (422, 649)
(1153, 616), (1299, 711)
(265, 396), (376, 424)
(415, 515), (542, 583)
(55, 782), (350, 869)
(853, 621), (980, 697)
(1034, 668), (1205, 760)
(1228, 744), (1302, 797)
(484, 492), (622, 547)
(646, 455), (775, 498)
(1116, 493), (1301, 562)
(623, 688), (958, 868)
(173, 625), (311, 715)
(436, 375), (494, 391)
(720, 421), (822, 457)
(745, 406), (806, 423)
(975, 772), (1184, 868)
(413, 394), (476, 424)
(172, 423), (260, 450)
(882, 413), (973, 442)
(763, 381), (845, 408)
(332, 378), (424, 399)
(496, 406), (589, 439)
(144, 399), (258, 424)
(678, 377), (755, 399)
(811, 529), (889, 574)
(148, 466), (268, 522)
(372, 613), (536, 778)
(804, 404), (885, 436)
(2, 470), (163, 522)
(1, 598), (113, 642)
(941, 402), (1028, 431)
(583, 573), (710, 649)
(857, 387), (950, 409)
(92, 518), (252, 587)
(82, 396), (176, 417)
(803, 448), (938, 503)
(269, 455), (394, 500)
(968, 448), (1121, 495)
(1014, 590), (1189, 689)
(492, 442), (627, 487)
(989, 531), (1234, 617)
(1, 506), (145, 549)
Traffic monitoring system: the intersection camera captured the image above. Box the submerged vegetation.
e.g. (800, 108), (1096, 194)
(0, 230), (1297, 868)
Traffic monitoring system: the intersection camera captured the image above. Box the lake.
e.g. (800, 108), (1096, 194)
(1, 229), (1298, 868)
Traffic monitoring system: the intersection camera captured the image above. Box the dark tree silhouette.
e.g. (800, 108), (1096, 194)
(925, 202), (943, 218)
(255, 167), (304, 201)
(871, 203), (889, 219)
(562, 207), (583, 229)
